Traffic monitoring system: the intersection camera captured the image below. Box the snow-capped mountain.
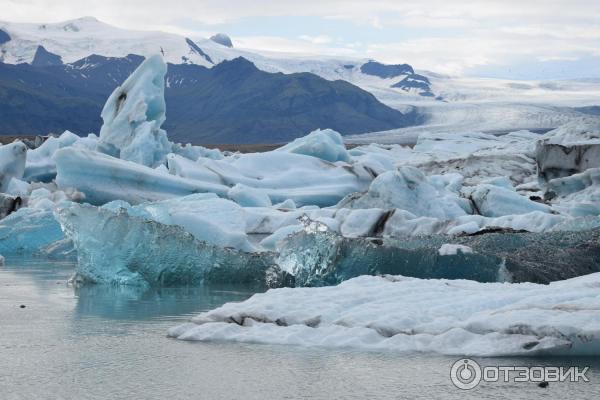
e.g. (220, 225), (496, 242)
(1, 16), (600, 143)
(0, 17), (433, 97)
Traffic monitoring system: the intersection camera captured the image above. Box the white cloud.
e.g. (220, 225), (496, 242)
(298, 35), (333, 45)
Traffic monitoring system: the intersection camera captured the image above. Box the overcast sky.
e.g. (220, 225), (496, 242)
(3, 0), (600, 79)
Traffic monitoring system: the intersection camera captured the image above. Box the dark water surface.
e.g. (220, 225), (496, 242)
(1, 258), (598, 399)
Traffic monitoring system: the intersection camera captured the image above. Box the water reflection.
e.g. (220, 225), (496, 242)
(73, 282), (263, 320)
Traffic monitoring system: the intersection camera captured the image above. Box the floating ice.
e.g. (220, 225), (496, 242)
(276, 129), (350, 162)
(438, 244), (473, 256)
(0, 207), (64, 255)
(0, 141), (27, 192)
(339, 167), (470, 219)
(0, 193), (23, 219)
(467, 183), (550, 217)
(536, 119), (600, 182)
(57, 203), (279, 287)
(167, 150), (371, 207)
(97, 54), (171, 167)
(227, 184), (272, 207)
(546, 168), (600, 216)
(169, 273), (600, 356)
(23, 131), (80, 182)
(54, 147), (228, 205)
(275, 227), (600, 286)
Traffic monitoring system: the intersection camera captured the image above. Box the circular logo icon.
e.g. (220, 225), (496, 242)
(450, 358), (482, 390)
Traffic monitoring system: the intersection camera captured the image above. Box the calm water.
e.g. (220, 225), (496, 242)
(1, 258), (598, 400)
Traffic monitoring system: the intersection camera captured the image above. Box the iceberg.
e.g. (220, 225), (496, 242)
(536, 119), (600, 182)
(97, 55), (171, 167)
(56, 203), (280, 287)
(467, 182), (550, 217)
(339, 167), (470, 219)
(169, 273), (600, 356)
(275, 227), (600, 286)
(0, 207), (64, 255)
(275, 129), (350, 162)
(168, 150), (372, 207)
(23, 131), (81, 182)
(54, 147), (228, 205)
(0, 193), (23, 219)
(0, 141), (27, 192)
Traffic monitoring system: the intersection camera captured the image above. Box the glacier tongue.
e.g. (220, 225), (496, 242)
(168, 273), (600, 356)
(97, 54), (172, 167)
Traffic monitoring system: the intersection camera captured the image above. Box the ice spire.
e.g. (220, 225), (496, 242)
(97, 54), (171, 167)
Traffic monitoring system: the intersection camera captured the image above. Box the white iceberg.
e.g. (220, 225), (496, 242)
(97, 54), (171, 167)
(0, 141), (27, 192)
(467, 182), (551, 217)
(438, 244), (473, 256)
(276, 129), (350, 162)
(169, 273), (600, 356)
(340, 167), (470, 219)
(23, 131), (81, 182)
(54, 147), (228, 205)
(168, 150), (372, 207)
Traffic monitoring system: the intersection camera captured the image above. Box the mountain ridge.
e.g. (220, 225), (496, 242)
(0, 53), (418, 143)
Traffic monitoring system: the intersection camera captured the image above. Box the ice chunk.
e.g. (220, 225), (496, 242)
(227, 184), (272, 207)
(23, 131), (80, 182)
(275, 227), (600, 286)
(6, 178), (30, 196)
(0, 207), (64, 254)
(128, 194), (258, 252)
(339, 208), (389, 238)
(56, 203), (278, 287)
(276, 129), (350, 162)
(168, 150), (371, 207)
(259, 225), (304, 251)
(467, 183), (551, 217)
(340, 167), (470, 219)
(0, 254), (4, 265)
(438, 244), (473, 256)
(171, 143), (223, 161)
(0, 141), (27, 192)
(169, 273), (600, 356)
(97, 54), (172, 167)
(0, 193), (23, 219)
(536, 119), (600, 182)
(54, 147), (228, 205)
(546, 168), (600, 216)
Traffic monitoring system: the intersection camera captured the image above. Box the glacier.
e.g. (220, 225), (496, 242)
(168, 273), (600, 357)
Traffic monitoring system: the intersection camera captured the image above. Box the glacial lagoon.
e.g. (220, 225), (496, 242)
(1, 258), (598, 400)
